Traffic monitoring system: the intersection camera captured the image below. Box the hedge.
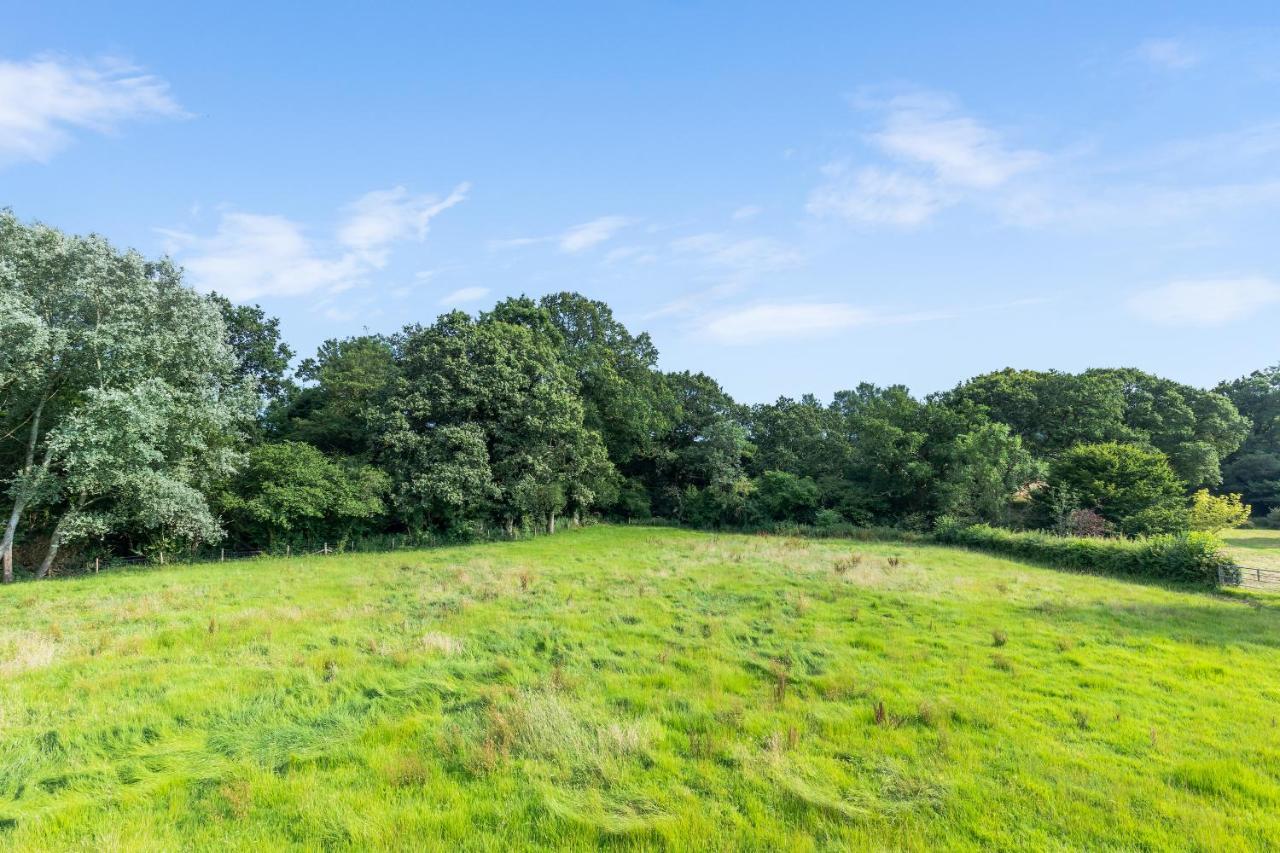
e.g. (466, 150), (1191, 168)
(933, 522), (1232, 585)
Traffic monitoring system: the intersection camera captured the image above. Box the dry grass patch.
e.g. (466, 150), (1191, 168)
(0, 631), (59, 675)
(420, 632), (464, 655)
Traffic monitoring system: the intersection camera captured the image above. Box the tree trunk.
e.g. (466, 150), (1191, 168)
(1, 399), (45, 583)
(36, 494), (86, 580)
(572, 508), (581, 528)
(547, 511), (556, 535)
(504, 517), (515, 539)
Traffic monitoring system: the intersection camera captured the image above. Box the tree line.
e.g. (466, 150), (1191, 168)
(2, 212), (1277, 578)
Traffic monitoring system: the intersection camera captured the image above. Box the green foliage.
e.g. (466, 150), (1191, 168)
(1045, 442), (1189, 535)
(943, 368), (1248, 488)
(829, 384), (934, 524)
(270, 335), (399, 456)
(7, 211), (1278, 562)
(751, 470), (820, 523)
(934, 521), (1231, 584)
(1218, 363), (1280, 514)
(0, 211), (252, 578)
(209, 293), (295, 403)
(218, 442), (388, 547)
(935, 422), (1041, 525)
(378, 311), (614, 535)
(1187, 489), (1251, 533)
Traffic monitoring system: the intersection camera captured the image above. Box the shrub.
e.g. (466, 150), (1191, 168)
(1187, 490), (1251, 532)
(813, 508), (846, 530)
(1065, 508), (1112, 538)
(751, 471), (820, 524)
(933, 522), (1231, 585)
(1042, 443), (1189, 536)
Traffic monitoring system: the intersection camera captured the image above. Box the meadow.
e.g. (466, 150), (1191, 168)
(1223, 528), (1280, 571)
(1, 525), (1278, 850)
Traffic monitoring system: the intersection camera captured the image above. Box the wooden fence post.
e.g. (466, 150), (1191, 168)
(220, 548), (225, 562)
(95, 557), (100, 574)
(286, 544), (291, 558)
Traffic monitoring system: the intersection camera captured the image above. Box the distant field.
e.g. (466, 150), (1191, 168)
(1223, 527), (1280, 570)
(2, 526), (1279, 850)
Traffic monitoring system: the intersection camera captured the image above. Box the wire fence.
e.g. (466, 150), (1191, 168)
(76, 540), (417, 574)
(1221, 564), (1280, 592)
(65, 526), (584, 576)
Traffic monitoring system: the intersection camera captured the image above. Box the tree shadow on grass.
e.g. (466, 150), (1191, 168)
(1023, 596), (1280, 650)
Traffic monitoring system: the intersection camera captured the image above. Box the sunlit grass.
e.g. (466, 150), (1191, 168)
(1, 525), (1278, 849)
(1223, 527), (1280, 569)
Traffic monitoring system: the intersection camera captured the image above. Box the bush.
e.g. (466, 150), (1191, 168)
(813, 508), (846, 530)
(933, 521), (1231, 585)
(1187, 490), (1251, 532)
(751, 471), (820, 524)
(1042, 442), (1189, 536)
(1065, 508), (1112, 538)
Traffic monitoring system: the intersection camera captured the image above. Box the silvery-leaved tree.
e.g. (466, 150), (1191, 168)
(0, 211), (253, 581)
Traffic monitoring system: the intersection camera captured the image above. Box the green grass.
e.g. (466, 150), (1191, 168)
(1222, 527), (1280, 570)
(2, 525), (1279, 850)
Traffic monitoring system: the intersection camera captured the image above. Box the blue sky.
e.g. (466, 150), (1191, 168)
(4, 3), (1279, 402)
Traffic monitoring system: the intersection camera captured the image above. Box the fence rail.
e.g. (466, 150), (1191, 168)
(1220, 564), (1280, 592)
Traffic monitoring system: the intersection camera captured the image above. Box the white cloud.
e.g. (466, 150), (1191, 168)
(1136, 38), (1199, 70)
(872, 93), (1043, 189)
(704, 303), (873, 343)
(164, 184), (466, 300)
(559, 215), (630, 253)
(0, 55), (185, 166)
(490, 215), (634, 255)
(162, 213), (364, 300)
(337, 183), (468, 263)
(439, 286), (490, 305)
(807, 165), (949, 226)
(731, 205), (763, 220)
(671, 233), (801, 272)
(809, 91), (1043, 227)
(1128, 277), (1280, 326)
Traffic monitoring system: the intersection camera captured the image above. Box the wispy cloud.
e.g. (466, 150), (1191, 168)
(808, 91), (1043, 227)
(871, 92), (1043, 189)
(1127, 277), (1280, 326)
(807, 165), (948, 226)
(162, 213), (364, 300)
(337, 183), (468, 263)
(731, 205), (763, 221)
(671, 233), (801, 272)
(1136, 38), (1199, 71)
(439, 286), (490, 305)
(0, 55), (185, 166)
(699, 296), (1046, 344)
(489, 215), (632, 254)
(704, 303), (874, 343)
(162, 184), (467, 300)
(559, 215), (631, 253)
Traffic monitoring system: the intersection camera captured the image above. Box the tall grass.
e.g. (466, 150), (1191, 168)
(0, 526), (1277, 849)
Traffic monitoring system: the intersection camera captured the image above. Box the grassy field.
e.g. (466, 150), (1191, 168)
(1223, 527), (1280, 570)
(1, 526), (1279, 850)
